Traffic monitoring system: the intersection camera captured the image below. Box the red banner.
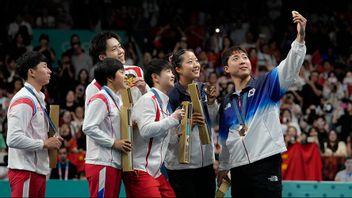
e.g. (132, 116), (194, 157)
(282, 143), (322, 181)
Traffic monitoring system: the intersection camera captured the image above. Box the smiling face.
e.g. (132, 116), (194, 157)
(108, 69), (126, 92)
(224, 50), (252, 80)
(104, 38), (126, 64)
(175, 51), (200, 81)
(156, 68), (175, 91)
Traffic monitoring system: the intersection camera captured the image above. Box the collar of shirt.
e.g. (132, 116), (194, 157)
(103, 86), (122, 107)
(230, 77), (256, 98)
(152, 87), (170, 109)
(175, 82), (190, 96)
(24, 82), (46, 105)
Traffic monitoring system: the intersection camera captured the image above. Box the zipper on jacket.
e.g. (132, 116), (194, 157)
(241, 138), (250, 163)
(200, 134), (204, 167)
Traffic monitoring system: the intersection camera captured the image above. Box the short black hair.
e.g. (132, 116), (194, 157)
(39, 33), (49, 42)
(94, 58), (124, 86)
(144, 59), (173, 88)
(89, 32), (121, 65)
(16, 51), (47, 80)
(221, 46), (248, 66)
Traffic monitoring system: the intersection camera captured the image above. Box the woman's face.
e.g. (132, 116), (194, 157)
(328, 131), (337, 142)
(175, 51), (201, 81)
(62, 111), (72, 123)
(60, 124), (70, 136)
(66, 91), (75, 102)
(79, 70), (88, 81)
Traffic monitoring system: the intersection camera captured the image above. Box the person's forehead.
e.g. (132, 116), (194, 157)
(230, 51), (247, 57)
(37, 62), (48, 67)
(183, 51), (196, 59)
(106, 37), (120, 47)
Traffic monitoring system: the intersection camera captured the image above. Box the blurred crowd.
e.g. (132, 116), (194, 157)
(1, 0), (352, 181)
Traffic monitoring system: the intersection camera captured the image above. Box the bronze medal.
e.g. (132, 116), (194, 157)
(238, 125), (247, 136)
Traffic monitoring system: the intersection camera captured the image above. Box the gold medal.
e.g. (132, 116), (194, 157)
(238, 125), (247, 136)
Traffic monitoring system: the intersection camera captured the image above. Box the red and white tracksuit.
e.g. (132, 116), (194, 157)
(7, 82), (49, 198)
(123, 88), (179, 197)
(83, 86), (123, 198)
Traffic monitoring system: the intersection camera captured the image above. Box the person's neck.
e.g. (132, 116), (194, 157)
(60, 159), (67, 163)
(154, 84), (168, 95)
(179, 77), (193, 89)
(26, 79), (42, 93)
(233, 75), (251, 92)
(107, 84), (118, 94)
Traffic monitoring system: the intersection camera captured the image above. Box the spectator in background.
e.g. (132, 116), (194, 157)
(332, 99), (352, 142)
(10, 77), (23, 96)
(322, 130), (348, 157)
(313, 116), (329, 150)
(323, 72), (344, 106)
(8, 13), (33, 41)
(142, 52), (152, 67)
(9, 32), (27, 59)
(343, 72), (352, 98)
(50, 146), (78, 180)
(306, 127), (320, 146)
(347, 136), (352, 157)
(71, 106), (84, 135)
(56, 7), (74, 29)
(64, 34), (82, 57)
(58, 52), (76, 99)
(71, 41), (93, 78)
(280, 108), (302, 136)
(61, 90), (78, 112)
(76, 69), (90, 88)
(35, 8), (55, 28)
(33, 34), (56, 64)
(281, 92), (302, 123)
(301, 71), (323, 112)
(3, 55), (17, 84)
(74, 85), (85, 107)
(335, 158), (352, 182)
(59, 123), (78, 153)
(284, 126), (301, 147)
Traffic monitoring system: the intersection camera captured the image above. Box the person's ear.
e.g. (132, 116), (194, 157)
(175, 66), (182, 75)
(224, 65), (229, 74)
(28, 68), (35, 78)
(152, 73), (159, 84)
(98, 54), (106, 62)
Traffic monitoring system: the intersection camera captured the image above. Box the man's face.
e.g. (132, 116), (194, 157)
(104, 38), (125, 64)
(29, 62), (52, 86)
(59, 148), (67, 162)
(224, 51), (252, 79)
(345, 159), (352, 171)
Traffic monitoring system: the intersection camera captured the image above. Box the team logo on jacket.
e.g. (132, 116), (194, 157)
(248, 88), (256, 97)
(224, 103), (231, 110)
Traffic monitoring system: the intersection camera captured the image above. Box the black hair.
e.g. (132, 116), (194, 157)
(39, 33), (49, 42)
(89, 31), (121, 64)
(70, 34), (80, 44)
(94, 58), (124, 86)
(16, 51), (47, 80)
(221, 46), (248, 66)
(144, 59), (173, 88)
